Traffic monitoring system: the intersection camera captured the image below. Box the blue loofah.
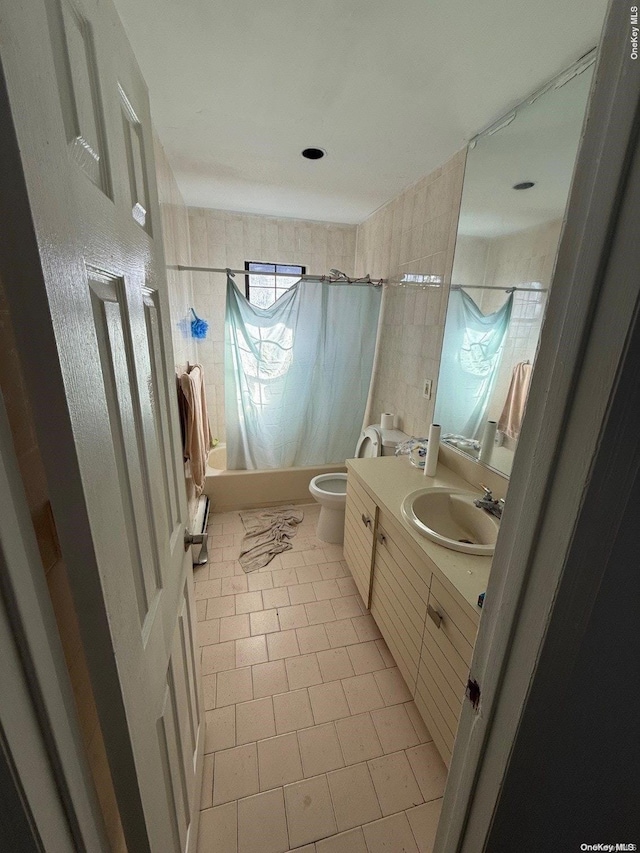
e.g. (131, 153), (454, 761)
(190, 308), (209, 340)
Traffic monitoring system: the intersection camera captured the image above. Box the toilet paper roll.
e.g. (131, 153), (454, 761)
(479, 420), (497, 464)
(380, 413), (395, 430)
(424, 423), (441, 477)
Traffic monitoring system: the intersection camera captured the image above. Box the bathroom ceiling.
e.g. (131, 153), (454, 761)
(113, 0), (607, 224)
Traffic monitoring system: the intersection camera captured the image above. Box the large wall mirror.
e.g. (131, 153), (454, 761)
(434, 54), (595, 476)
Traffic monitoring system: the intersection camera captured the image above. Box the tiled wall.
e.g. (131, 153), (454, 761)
(355, 150), (467, 437)
(187, 208), (358, 442)
(450, 235), (489, 288)
(0, 275), (126, 851)
(155, 132), (200, 523)
(154, 132), (198, 375)
(454, 220), (562, 431)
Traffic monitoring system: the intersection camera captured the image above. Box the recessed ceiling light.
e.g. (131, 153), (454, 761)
(301, 147), (326, 160)
(513, 181), (535, 190)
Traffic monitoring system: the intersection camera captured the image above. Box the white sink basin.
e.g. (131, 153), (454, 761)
(401, 487), (499, 555)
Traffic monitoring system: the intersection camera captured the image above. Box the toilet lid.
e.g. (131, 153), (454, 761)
(355, 426), (382, 458)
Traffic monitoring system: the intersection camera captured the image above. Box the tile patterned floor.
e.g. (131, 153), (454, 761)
(196, 503), (446, 853)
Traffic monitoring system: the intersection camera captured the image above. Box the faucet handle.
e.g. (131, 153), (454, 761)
(479, 483), (493, 498)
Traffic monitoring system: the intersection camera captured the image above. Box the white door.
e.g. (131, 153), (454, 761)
(0, 1), (202, 851)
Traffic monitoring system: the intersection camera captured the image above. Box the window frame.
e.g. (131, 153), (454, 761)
(244, 260), (306, 307)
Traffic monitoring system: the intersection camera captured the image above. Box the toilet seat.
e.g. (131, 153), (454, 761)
(355, 426), (382, 458)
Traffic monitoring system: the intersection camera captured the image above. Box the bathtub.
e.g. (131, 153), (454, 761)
(205, 444), (346, 511)
(207, 443), (228, 473)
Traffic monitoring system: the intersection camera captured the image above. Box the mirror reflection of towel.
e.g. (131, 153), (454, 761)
(498, 362), (532, 440)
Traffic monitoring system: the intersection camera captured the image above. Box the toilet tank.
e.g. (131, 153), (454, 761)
(377, 426), (409, 457)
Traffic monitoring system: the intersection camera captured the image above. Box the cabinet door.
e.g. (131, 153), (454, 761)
(414, 575), (479, 766)
(343, 475), (378, 607)
(369, 511), (431, 694)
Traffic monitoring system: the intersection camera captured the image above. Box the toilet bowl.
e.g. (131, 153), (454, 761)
(308, 473), (349, 544)
(309, 425), (408, 544)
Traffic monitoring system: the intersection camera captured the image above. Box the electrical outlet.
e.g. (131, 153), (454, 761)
(423, 379), (433, 400)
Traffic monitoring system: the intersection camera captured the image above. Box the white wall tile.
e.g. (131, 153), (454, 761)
(356, 149), (466, 433)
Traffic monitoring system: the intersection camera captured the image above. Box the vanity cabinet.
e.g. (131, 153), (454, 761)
(415, 574), (478, 765)
(369, 510), (430, 694)
(343, 474), (378, 607)
(343, 466), (481, 767)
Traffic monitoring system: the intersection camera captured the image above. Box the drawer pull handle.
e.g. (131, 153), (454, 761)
(361, 513), (372, 529)
(427, 604), (443, 629)
(377, 531), (386, 546)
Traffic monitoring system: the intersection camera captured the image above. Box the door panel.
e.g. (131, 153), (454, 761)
(89, 272), (165, 628)
(48, 0), (112, 195)
(0, 0), (203, 849)
(143, 287), (183, 542)
(119, 84), (152, 232)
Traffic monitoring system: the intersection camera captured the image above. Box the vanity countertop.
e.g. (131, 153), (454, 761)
(346, 455), (492, 612)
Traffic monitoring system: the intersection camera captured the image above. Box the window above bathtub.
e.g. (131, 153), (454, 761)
(244, 261), (306, 308)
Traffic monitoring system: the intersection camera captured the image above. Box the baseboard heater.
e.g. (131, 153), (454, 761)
(190, 495), (210, 567)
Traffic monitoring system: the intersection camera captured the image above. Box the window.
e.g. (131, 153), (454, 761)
(244, 261), (306, 308)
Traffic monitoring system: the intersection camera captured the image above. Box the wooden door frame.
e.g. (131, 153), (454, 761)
(0, 386), (108, 850)
(437, 2), (640, 848)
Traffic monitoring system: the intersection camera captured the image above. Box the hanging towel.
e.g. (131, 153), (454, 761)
(498, 361), (533, 440)
(238, 506), (304, 572)
(178, 364), (212, 497)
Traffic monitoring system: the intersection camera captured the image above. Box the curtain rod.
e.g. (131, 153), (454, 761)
(176, 265), (385, 286)
(174, 267), (548, 293)
(451, 284), (549, 293)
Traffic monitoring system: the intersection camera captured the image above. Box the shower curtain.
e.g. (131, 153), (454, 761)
(434, 288), (513, 440)
(224, 275), (381, 469)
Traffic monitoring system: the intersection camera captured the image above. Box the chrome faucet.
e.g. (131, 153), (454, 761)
(474, 485), (504, 519)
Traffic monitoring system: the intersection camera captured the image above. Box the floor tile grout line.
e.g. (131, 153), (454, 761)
(279, 781), (292, 851)
(330, 719), (347, 771)
(327, 759), (383, 837)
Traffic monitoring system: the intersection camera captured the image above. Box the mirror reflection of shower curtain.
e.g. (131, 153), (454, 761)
(224, 275), (381, 469)
(434, 288), (513, 439)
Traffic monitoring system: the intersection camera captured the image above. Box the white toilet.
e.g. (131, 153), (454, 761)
(309, 425), (408, 544)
